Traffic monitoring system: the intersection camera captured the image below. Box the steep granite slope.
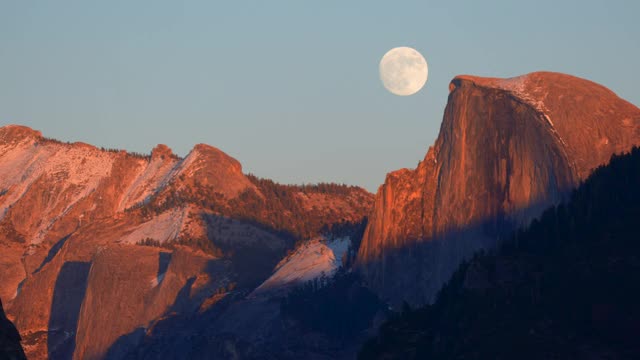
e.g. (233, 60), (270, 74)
(357, 72), (640, 305)
(0, 125), (373, 359)
(360, 147), (640, 359)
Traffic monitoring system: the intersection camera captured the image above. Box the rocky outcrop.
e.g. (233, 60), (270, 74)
(251, 236), (351, 297)
(0, 298), (25, 360)
(0, 125), (373, 359)
(357, 72), (640, 305)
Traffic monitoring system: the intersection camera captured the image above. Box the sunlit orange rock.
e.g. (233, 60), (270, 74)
(357, 72), (640, 305)
(0, 125), (372, 359)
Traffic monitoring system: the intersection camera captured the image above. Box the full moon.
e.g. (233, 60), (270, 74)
(379, 47), (428, 96)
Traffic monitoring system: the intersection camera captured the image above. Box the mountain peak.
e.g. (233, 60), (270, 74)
(448, 71), (640, 178)
(168, 143), (251, 198)
(187, 143), (244, 174)
(151, 144), (174, 161)
(191, 143), (226, 155)
(0, 125), (42, 144)
(359, 71), (640, 305)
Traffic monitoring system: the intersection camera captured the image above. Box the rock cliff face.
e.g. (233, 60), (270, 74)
(0, 125), (373, 359)
(0, 298), (25, 360)
(357, 72), (640, 305)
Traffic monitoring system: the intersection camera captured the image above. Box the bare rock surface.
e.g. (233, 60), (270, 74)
(0, 125), (373, 359)
(357, 72), (640, 305)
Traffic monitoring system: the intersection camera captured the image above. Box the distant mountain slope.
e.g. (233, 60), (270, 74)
(360, 147), (640, 359)
(357, 72), (640, 305)
(0, 125), (373, 359)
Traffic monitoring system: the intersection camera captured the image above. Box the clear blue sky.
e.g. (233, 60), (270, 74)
(1, 1), (638, 192)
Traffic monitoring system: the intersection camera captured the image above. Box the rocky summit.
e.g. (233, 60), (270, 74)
(357, 72), (640, 306)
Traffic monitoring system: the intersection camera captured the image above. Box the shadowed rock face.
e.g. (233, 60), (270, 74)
(0, 125), (373, 359)
(357, 72), (640, 305)
(0, 298), (26, 360)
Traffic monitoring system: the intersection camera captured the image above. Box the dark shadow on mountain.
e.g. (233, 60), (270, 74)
(0, 297), (27, 360)
(34, 234), (72, 275)
(102, 193), (576, 359)
(103, 210), (374, 359)
(48, 261), (91, 360)
(169, 277), (197, 314)
(157, 252), (171, 282)
(102, 222), (372, 359)
(358, 195), (567, 306)
(359, 147), (640, 359)
(230, 246), (284, 290)
(14, 279), (26, 300)
(201, 213), (295, 289)
(103, 266), (242, 360)
(102, 327), (146, 360)
(280, 270), (388, 343)
(201, 213), (295, 252)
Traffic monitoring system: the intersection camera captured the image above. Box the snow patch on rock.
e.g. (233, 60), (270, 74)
(496, 75), (552, 119)
(119, 208), (188, 245)
(250, 236), (351, 296)
(118, 156), (179, 211)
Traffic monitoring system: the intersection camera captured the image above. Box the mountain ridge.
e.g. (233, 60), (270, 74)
(0, 124), (373, 359)
(2, 70), (638, 358)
